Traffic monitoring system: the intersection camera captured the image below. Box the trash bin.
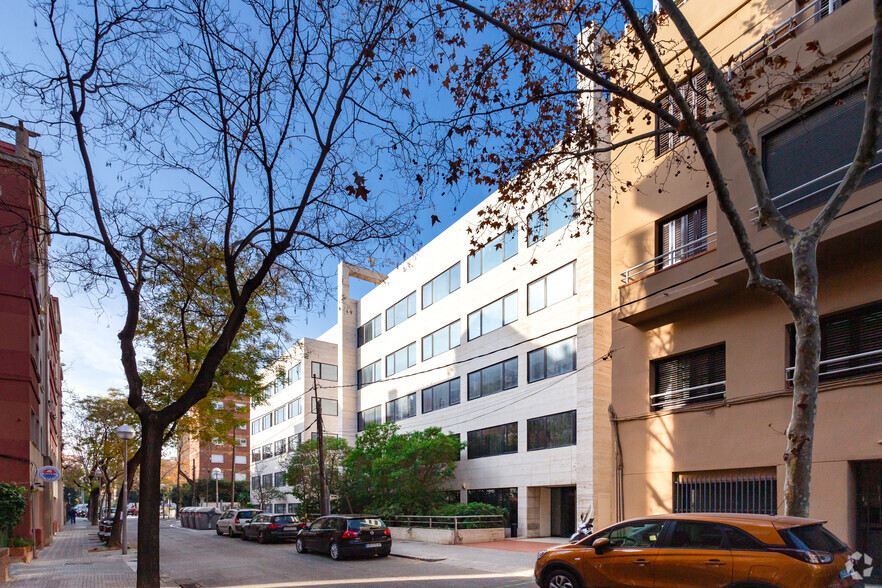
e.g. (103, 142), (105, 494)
(205, 508), (222, 529)
(181, 507), (194, 528)
(193, 506), (218, 530)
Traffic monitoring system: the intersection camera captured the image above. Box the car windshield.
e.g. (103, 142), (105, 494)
(238, 510), (258, 518)
(780, 524), (848, 553)
(347, 518), (387, 531)
(273, 515), (296, 524)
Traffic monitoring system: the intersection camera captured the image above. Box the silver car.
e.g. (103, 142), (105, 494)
(216, 508), (262, 537)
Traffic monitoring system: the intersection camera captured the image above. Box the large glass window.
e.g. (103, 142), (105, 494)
(386, 393), (417, 423)
(527, 338), (576, 383)
(386, 342), (417, 376)
(357, 315), (382, 347)
(262, 445), (272, 460)
(311, 362), (338, 382)
(251, 419), (261, 435)
(287, 398), (302, 419)
(358, 360), (382, 389)
(468, 292), (517, 340)
(467, 229), (518, 282)
(528, 189), (575, 244)
(274, 440), (286, 456)
(386, 292), (417, 330)
(657, 202), (708, 270)
(652, 344), (726, 411)
(468, 358), (518, 400)
(273, 406), (286, 425)
(467, 422), (518, 459)
(251, 448), (261, 462)
(288, 363), (302, 384)
(763, 83), (882, 218)
(310, 397), (338, 416)
(274, 472), (285, 487)
(527, 262), (576, 314)
(287, 434), (300, 452)
(262, 474), (272, 488)
(357, 405), (383, 431)
(422, 378), (461, 413)
(422, 321), (461, 360)
(423, 263), (461, 308)
(527, 410), (576, 451)
(261, 413), (272, 430)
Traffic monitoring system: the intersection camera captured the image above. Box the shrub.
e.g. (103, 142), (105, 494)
(0, 483), (28, 545)
(8, 536), (34, 548)
(433, 502), (508, 528)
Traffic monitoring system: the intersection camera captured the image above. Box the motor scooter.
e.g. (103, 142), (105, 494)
(569, 505), (594, 544)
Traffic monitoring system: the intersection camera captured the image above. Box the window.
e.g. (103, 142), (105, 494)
(262, 444), (272, 460)
(261, 413), (272, 430)
(211, 437), (224, 445)
(386, 393), (417, 423)
(274, 406), (286, 425)
(211, 401), (224, 410)
(273, 377), (285, 395)
(211, 454), (224, 463)
(652, 344), (726, 411)
(593, 521), (665, 548)
(287, 398), (302, 419)
(528, 189), (575, 244)
(816, 0), (850, 19)
(386, 342), (417, 376)
(251, 476), (260, 490)
(668, 521), (723, 549)
(467, 422), (518, 459)
(468, 358), (518, 400)
(310, 397), (338, 416)
(468, 292), (517, 340)
(422, 378), (461, 413)
(251, 448), (261, 462)
(468, 229), (518, 281)
(235, 472), (247, 482)
(423, 263), (461, 308)
(527, 410), (576, 451)
(449, 433), (461, 462)
(311, 362), (338, 381)
(656, 72), (710, 155)
(288, 363), (302, 383)
(274, 472), (285, 487)
(357, 405), (383, 431)
(274, 440), (287, 456)
(673, 469), (777, 515)
(788, 301), (882, 384)
(287, 434), (300, 452)
(527, 262), (575, 314)
(358, 360), (382, 388)
(422, 321), (461, 360)
(235, 455), (247, 464)
(386, 292), (417, 330)
(764, 84), (882, 218)
(357, 315), (382, 347)
(262, 473), (273, 488)
(235, 402), (247, 411)
(528, 338), (576, 383)
(657, 202), (708, 270)
(251, 419), (261, 434)
(237, 438), (247, 447)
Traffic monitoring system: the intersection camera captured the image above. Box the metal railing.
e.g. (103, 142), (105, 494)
(674, 471), (777, 515)
(785, 349), (882, 383)
(650, 380), (726, 410)
(621, 232), (717, 283)
(384, 514), (505, 531)
(725, 2), (817, 79)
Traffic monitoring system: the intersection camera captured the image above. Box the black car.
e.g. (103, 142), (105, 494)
(240, 513), (304, 543)
(295, 515), (392, 560)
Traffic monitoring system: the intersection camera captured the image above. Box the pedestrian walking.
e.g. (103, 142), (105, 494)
(67, 505), (76, 525)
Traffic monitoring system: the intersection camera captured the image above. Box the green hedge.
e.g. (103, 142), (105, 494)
(0, 483), (28, 547)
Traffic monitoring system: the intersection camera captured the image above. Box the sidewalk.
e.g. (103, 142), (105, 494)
(390, 538), (563, 577)
(7, 522), (136, 587)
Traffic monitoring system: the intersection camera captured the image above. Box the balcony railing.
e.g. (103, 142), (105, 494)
(785, 348), (882, 383)
(725, 2), (817, 79)
(621, 232), (717, 283)
(650, 380), (726, 411)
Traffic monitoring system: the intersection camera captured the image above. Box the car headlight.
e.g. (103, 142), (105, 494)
(536, 551), (547, 561)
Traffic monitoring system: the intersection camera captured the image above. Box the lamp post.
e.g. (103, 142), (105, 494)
(160, 484), (166, 519)
(211, 468), (222, 510)
(115, 424), (136, 555)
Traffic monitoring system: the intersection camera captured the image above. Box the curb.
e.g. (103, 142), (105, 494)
(389, 553), (446, 562)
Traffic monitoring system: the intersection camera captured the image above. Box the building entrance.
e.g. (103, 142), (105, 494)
(856, 460), (882, 582)
(550, 486), (576, 537)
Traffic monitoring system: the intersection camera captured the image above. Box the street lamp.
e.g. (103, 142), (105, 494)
(160, 484), (166, 519)
(211, 468), (222, 510)
(115, 424), (136, 556)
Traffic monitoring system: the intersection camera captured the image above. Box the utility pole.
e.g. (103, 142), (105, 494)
(230, 425), (237, 509)
(175, 441), (182, 519)
(313, 375), (329, 516)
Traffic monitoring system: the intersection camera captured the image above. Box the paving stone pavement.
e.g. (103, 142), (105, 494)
(7, 521), (136, 587)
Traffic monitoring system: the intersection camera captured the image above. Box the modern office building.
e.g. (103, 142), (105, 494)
(608, 0), (882, 570)
(0, 123), (64, 547)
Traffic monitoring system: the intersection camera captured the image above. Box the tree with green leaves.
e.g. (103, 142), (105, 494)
(284, 437), (351, 517)
(0, 483), (28, 546)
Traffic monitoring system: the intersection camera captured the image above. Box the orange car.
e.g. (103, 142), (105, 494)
(534, 513), (856, 588)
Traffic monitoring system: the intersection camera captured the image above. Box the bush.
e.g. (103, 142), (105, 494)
(0, 483), (28, 545)
(8, 536), (34, 548)
(433, 502), (508, 528)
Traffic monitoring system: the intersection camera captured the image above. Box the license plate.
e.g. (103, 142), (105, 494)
(365, 543), (382, 548)
(284, 526), (295, 530)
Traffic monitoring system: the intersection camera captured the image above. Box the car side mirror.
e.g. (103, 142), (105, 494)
(592, 537), (611, 554)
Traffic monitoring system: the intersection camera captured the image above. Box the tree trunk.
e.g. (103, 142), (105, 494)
(782, 243), (821, 517)
(109, 454), (141, 548)
(136, 415), (164, 588)
(88, 486), (100, 525)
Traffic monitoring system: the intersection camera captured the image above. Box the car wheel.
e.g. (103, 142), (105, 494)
(229, 528), (238, 538)
(240, 530), (249, 541)
(329, 542), (341, 561)
(216, 526), (223, 535)
(258, 530), (268, 544)
(296, 538), (308, 553)
(544, 568), (580, 588)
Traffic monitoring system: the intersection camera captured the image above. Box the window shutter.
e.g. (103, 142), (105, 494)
(653, 344), (726, 410)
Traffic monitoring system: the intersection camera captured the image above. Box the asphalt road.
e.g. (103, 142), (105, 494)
(156, 519), (536, 588)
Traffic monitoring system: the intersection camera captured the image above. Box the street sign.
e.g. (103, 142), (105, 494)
(37, 465), (61, 482)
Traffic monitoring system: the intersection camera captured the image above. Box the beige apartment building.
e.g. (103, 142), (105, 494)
(609, 0), (882, 568)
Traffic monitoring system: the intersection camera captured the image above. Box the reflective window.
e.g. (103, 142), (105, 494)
(528, 189), (575, 244)
(386, 342), (417, 376)
(311, 362), (338, 382)
(357, 405), (382, 431)
(527, 410), (576, 451)
(527, 338), (576, 383)
(468, 229), (518, 281)
(274, 406), (286, 425)
(593, 521), (665, 548)
(423, 263), (461, 308)
(527, 262), (576, 314)
(423, 321), (461, 360)
(468, 358), (518, 400)
(467, 422), (518, 458)
(422, 378), (461, 413)
(386, 393), (417, 423)
(310, 397), (338, 416)
(358, 360), (382, 388)
(287, 363), (302, 383)
(386, 292), (417, 330)
(357, 315), (382, 347)
(468, 292), (517, 340)
(287, 398), (302, 419)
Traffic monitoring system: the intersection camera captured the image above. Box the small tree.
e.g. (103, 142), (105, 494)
(0, 483), (28, 546)
(284, 438), (350, 516)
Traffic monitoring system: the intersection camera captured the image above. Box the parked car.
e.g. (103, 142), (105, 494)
(215, 508), (262, 537)
(127, 504), (137, 516)
(240, 513), (304, 543)
(295, 515), (391, 560)
(534, 513), (856, 588)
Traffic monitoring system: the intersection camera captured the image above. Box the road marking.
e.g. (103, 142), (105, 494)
(216, 573), (530, 587)
(168, 524), (202, 534)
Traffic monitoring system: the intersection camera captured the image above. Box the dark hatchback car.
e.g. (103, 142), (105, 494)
(296, 515), (392, 560)
(240, 513), (304, 543)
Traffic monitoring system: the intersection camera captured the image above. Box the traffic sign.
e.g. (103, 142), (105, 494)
(37, 466), (61, 482)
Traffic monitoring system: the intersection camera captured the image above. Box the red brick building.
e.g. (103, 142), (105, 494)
(0, 123), (63, 546)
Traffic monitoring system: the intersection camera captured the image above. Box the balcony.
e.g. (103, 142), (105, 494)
(785, 348), (882, 385)
(621, 232), (717, 283)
